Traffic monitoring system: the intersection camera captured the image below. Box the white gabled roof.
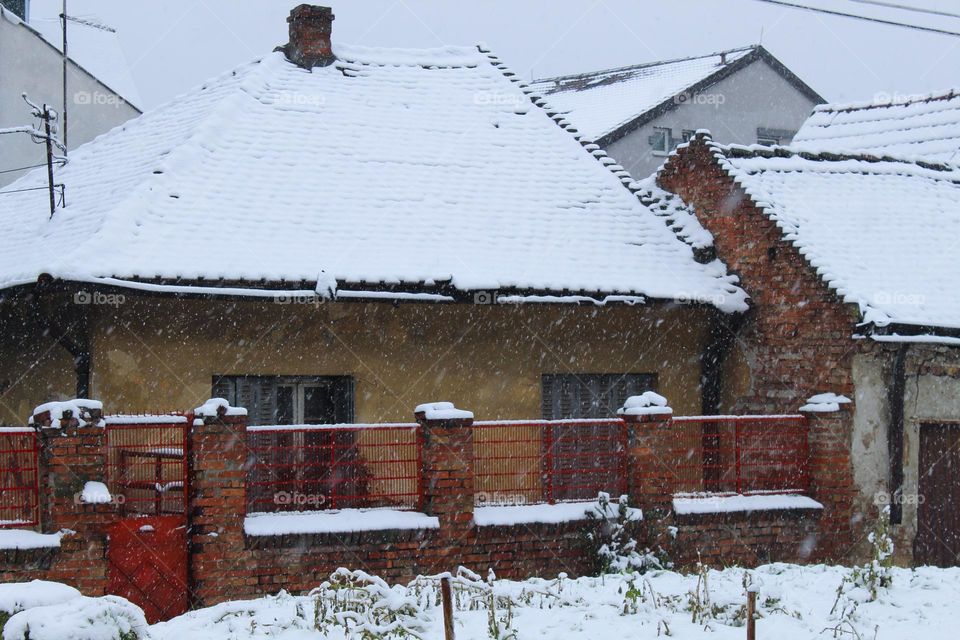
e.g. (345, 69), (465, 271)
(0, 44), (747, 312)
(529, 47), (756, 142)
(705, 139), (960, 330)
(793, 89), (960, 164)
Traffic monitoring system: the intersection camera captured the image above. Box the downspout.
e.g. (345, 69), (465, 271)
(30, 281), (91, 398)
(701, 310), (744, 415)
(889, 343), (909, 524)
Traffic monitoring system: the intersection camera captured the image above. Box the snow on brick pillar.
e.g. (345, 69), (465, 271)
(30, 399), (112, 594)
(188, 399), (249, 606)
(282, 5), (335, 68)
(415, 402), (475, 567)
(619, 393), (674, 517)
(799, 393), (855, 562)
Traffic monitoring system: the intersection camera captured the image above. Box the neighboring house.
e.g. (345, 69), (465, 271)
(0, 2), (141, 186)
(656, 132), (960, 566)
(793, 88), (960, 164)
(530, 45), (824, 177)
(0, 7), (747, 428)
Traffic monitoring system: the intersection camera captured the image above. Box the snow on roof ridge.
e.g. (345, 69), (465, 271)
(813, 87), (960, 114)
(333, 43), (486, 67)
(707, 139), (960, 179)
(533, 45), (757, 85)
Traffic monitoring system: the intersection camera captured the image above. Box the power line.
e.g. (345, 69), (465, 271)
(848, 0), (960, 21)
(748, 0), (960, 37)
(0, 163), (60, 176)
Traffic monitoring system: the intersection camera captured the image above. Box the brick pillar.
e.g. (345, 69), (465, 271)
(188, 400), (249, 606)
(415, 402), (474, 571)
(800, 396), (855, 562)
(31, 400), (114, 594)
(620, 396), (675, 519)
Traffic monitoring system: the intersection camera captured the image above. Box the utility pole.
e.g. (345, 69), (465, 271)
(43, 104), (56, 217)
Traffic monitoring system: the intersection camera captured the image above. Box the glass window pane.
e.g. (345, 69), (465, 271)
(275, 385), (295, 425)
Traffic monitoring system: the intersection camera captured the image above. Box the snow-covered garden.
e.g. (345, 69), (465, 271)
(3, 562), (960, 639)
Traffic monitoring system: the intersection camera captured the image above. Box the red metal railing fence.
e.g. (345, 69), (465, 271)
(665, 415), (810, 495)
(0, 428), (39, 527)
(472, 419), (627, 506)
(246, 423), (422, 513)
(104, 416), (190, 516)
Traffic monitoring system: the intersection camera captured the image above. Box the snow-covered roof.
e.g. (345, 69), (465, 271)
(0, 43), (747, 312)
(529, 46), (821, 144)
(793, 89), (960, 164)
(700, 136), (960, 331)
(1, 5), (142, 110)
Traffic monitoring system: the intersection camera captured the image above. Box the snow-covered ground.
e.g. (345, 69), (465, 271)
(146, 563), (960, 640)
(4, 563), (959, 639)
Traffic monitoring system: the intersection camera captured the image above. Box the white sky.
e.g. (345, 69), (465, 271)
(28, 0), (960, 110)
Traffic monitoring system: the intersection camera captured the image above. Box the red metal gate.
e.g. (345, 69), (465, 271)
(105, 416), (190, 622)
(107, 515), (189, 623)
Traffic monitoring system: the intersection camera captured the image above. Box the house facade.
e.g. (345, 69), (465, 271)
(0, 7), (747, 427)
(657, 133), (960, 566)
(0, 2), (140, 186)
(531, 46), (824, 178)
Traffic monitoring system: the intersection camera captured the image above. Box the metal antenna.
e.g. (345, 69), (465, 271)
(60, 1), (117, 154)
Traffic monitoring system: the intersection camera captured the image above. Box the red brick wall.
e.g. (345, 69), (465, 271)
(0, 400), (827, 610)
(657, 135), (858, 561)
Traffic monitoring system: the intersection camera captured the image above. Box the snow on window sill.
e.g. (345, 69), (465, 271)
(672, 493), (823, 516)
(473, 501), (612, 527)
(243, 508), (439, 537)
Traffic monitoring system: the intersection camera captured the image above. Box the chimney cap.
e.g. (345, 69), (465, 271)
(288, 4), (334, 22)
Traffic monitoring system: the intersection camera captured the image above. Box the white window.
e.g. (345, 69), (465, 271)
(649, 127), (673, 154)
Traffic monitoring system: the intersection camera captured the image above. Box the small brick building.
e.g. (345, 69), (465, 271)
(657, 132), (960, 565)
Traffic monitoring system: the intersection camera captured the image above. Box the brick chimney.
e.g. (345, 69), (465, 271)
(282, 5), (335, 69)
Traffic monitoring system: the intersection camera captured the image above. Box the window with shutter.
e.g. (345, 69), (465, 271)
(540, 373), (657, 501)
(210, 375), (354, 426)
(541, 373), (656, 420)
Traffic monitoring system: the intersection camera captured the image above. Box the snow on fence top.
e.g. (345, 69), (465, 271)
(29, 399), (104, 428)
(799, 393), (851, 413)
(194, 398), (248, 419)
(617, 391), (672, 417)
(414, 402), (474, 421)
(703, 135), (960, 332)
(793, 88), (960, 164)
(0, 43), (746, 313)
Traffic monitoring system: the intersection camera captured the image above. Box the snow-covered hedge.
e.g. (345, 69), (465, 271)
(2, 595), (148, 640)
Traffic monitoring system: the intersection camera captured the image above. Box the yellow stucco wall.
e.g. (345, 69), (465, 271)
(0, 295), (713, 424)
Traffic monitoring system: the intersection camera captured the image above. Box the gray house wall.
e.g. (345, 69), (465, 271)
(851, 343), (960, 564)
(0, 10), (139, 186)
(605, 58), (819, 178)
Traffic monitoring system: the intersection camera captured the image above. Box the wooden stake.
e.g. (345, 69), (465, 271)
(441, 575), (455, 640)
(746, 590), (756, 640)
